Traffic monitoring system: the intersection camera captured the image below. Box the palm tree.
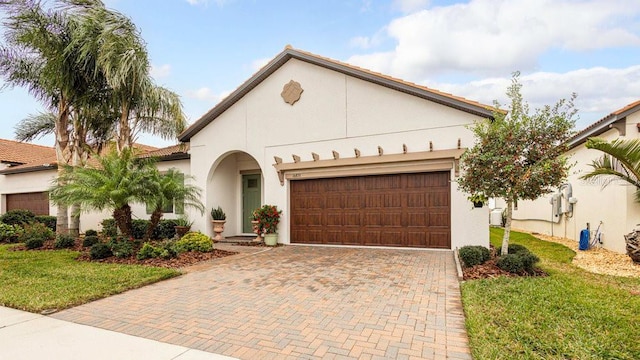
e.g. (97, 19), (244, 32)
(581, 138), (640, 200)
(49, 148), (156, 237)
(581, 137), (640, 262)
(69, 1), (187, 152)
(0, 0), (92, 234)
(143, 168), (205, 241)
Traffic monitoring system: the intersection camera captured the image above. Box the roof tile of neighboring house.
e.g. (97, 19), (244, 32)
(179, 46), (496, 142)
(568, 99), (640, 149)
(139, 143), (190, 159)
(0, 139), (55, 165)
(0, 141), (161, 175)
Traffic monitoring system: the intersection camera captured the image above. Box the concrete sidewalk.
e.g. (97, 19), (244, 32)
(0, 306), (236, 360)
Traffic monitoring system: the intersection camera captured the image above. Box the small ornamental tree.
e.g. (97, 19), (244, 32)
(458, 72), (576, 255)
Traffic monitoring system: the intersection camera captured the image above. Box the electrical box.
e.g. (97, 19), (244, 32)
(550, 194), (561, 219)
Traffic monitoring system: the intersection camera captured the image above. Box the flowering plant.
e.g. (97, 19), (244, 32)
(253, 204), (282, 234)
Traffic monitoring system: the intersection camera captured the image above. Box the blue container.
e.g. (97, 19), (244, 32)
(579, 229), (590, 250)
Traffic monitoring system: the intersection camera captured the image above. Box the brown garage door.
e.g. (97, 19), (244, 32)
(290, 172), (450, 248)
(6, 192), (50, 215)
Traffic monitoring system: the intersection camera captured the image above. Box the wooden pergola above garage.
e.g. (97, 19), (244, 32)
(273, 146), (465, 185)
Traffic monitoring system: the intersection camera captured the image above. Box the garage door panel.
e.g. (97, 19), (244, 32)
(325, 195), (342, 209)
(364, 175), (401, 190)
(428, 232), (450, 248)
(428, 212), (450, 227)
(429, 192), (449, 207)
(290, 172), (450, 248)
(345, 195), (363, 209)
(407, 212), (428, 225)
(407, 193), (427, 208)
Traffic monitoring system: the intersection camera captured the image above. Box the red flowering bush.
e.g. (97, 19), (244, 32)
(253, 205), (282, 234)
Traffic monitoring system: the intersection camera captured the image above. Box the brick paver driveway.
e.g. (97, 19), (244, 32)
(54, 246), (471, 359)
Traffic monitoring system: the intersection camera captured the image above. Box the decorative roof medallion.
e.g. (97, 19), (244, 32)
(281, 80), (304, 105)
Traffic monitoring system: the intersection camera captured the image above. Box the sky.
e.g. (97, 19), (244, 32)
(1, 0), (639, 148)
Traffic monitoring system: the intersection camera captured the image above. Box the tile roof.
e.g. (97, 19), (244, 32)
(568, 99), (640, 148)
(179, 46), (496, 142)
(139, 143), (189, 159)
(0, 141), (161, 175)
(0, 139), (55, 165)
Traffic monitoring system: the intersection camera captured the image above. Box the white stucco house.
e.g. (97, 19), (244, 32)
(178, 46), (493, 249)
(511, 100), (640, 254)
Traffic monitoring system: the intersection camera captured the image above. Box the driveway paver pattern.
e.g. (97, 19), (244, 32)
(53, 246), (471, 359)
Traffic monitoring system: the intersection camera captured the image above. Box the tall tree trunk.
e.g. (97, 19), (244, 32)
(113, 204), (133, 238)
(54, 98), (71, 234)
(68, 125), (83, 237)
(144, 207), (163, 241)
(501, 199), (514, 255)
(117, 103), (131, 153)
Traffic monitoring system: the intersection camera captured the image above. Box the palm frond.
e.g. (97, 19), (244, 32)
(14, 111), (57, 141)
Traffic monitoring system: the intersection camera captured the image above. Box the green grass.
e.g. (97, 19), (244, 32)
(462, 228), (640, 360)
(0, 244), (179, 312)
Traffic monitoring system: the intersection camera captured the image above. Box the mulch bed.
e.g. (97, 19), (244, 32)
(9, 238), (238, 269)
(462, 246), (548, 280)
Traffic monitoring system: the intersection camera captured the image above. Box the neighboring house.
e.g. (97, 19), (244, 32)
(0, 140), (190, 231)
(0, 139), (57, 215)
(511, 100), (640, 254)
(179, 46), (494, 249)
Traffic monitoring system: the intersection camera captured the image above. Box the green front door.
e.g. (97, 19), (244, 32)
(242, 174), (261, 233)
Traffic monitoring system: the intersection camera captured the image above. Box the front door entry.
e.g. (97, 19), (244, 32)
(242, 174), (261, 233)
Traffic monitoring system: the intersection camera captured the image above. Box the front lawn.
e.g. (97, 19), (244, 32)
(0, 244), (179, 312)
(462, 228), (640, 359)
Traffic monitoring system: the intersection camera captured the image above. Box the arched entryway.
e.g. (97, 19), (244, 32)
(207, 151), (262, 237)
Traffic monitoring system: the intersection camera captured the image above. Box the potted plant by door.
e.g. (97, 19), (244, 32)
(250, 210), (262, 242)
(174, 215), (193, 238)
(255, 204), (282, 246)
(210, 206), (226, 241)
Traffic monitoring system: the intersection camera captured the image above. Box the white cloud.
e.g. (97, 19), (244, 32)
(392, 0), (430, 13)
(186, 87), (232, 103)
(429, 65), (640, 130)
(150, 64), (171, 79)
(349, 27), (387, 49)
(348, 0), (640, 79)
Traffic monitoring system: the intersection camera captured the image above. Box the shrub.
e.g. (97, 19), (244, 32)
(131, 219), (151, 240)
(136, 242), (175, 260)
(1, 209), (36, 226)
(0, 223), (23, 243)
(107, 237), (135, 258)
(54, 234), (75, 249)
(137, 242), (159, 260)
(518, 252), (540, 273)
(82, 235), (99, 247)
(25, 237), (44, 249)
(85, 229), (98, 237)
(507, 244), (529, 255)
(100, 218), (117, 237)
(156, 219), (177, 239)
(90, 243), (112, 259)
(459, 245), (491, 267)
(497, 253), (524, 273)
(19, 222), (54, 247)
(175, 232), (212, 253)
(160, 239), (179, 259)
(35, 215), (56, 231)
